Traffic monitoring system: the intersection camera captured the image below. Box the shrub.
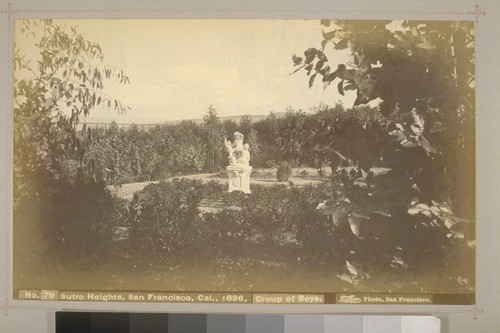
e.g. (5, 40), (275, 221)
(128, 179), (206, 264)
(276, 162), (292, 182)
(127, 179), (333, 270)
(15, 179), (125, 267)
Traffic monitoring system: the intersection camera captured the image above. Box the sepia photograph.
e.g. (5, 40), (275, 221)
(12, 19), (475, 304)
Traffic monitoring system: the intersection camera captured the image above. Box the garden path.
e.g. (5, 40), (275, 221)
(108, 170), (326, 200)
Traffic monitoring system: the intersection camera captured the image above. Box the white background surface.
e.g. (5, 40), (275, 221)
(1, 0), (499, 332)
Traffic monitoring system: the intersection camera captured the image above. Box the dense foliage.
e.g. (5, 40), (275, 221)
(293, 20), (474, 205)
(14, 178), (127, 269)
(74, 103), (390, 185)
(112, 180), (341, 289)
(82, 110), (265, 185)
(291, 20), (475, 289)
(13, 19), (129, 206)
(18, 177), (470, 292)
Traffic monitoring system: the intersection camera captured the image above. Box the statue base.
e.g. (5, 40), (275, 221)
(226, 165), (252, 194)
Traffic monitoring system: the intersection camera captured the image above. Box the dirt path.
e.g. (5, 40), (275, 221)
(109, 167), (391, 200)
(108, 172), (326, 200)
(108, 173), (216, 199)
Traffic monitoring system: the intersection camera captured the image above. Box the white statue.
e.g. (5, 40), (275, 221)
(224, 132), (252, 193)
(237, 143), (250, 165)
(224, 132), (249, 166)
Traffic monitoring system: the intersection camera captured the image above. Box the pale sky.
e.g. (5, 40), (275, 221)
(16, 19), (357, 123)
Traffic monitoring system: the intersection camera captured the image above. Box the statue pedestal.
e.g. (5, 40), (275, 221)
(226, 165), (252, 194)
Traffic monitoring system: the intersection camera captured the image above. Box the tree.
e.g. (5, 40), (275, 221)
(294, 20), (475, 290)
(237, 115), (262, 164)
(277, 109), (308, 163)
(202, 106), (227, 171)
(299, 103), (387, 174)
(83, 121), (123, 184)
(253, 112), (282, 165)
(238, 115), (253, 136)
(245, 128), (262, 164)
(298, 19), (475, 209)
(84, 123), (162, 184)
(12, 20), (132, 271)
(169, 122), (206, 174)
(294, 20), (473, 163)
(222, 119), (238, 141)
(149, 121), (206, 176)
(13, 20), (129, 202)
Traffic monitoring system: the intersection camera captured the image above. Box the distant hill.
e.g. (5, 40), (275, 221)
(79, 112), (288, 131)
(161, 112), (287, 125)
